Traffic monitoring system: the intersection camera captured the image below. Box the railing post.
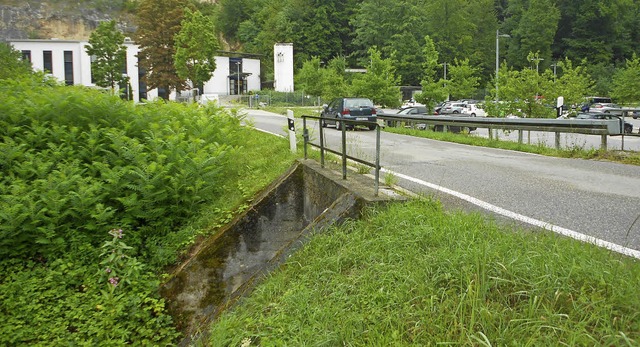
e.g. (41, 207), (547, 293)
(375, 124), (380, 197)
(555, 132), (561, 150)
(518, 130), (523, 144)
(303, 117), (308, 159)
(601, 135), (607, 151)
(488, 127), (493, 140)
(319, 117), (325, 167)
(341, 120), (347, 180)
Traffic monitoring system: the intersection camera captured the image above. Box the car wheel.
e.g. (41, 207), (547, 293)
(471, 113), (476, 117)
(368, 124), (376, 131)
(321, 118), (327, 127)
(336, 119), (343, 131)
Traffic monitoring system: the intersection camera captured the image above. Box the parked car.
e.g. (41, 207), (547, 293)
(321, 97), (377, 130)
(386, 106), (429, 128)
(438, 102), (468, 115)
(576, 112), (633, 134)
(461, 104), (486, 117)
(588, 103), (623, 115)
(397, 105), (428, 115)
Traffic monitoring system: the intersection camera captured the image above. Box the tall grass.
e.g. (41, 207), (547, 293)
(209, 199), (640, 346)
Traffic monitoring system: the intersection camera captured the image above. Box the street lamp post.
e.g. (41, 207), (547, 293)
(495, 30), (510, 102)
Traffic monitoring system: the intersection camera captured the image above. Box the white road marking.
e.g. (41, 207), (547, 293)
(383, 168), (640, 260)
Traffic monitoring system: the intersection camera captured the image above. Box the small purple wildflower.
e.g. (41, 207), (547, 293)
(105, 267), (112, 273)
(109, 277), (119, 287)
(109, 228), (124, 239)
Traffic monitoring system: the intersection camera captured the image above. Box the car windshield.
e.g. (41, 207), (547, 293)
(345, 98), (374, 108)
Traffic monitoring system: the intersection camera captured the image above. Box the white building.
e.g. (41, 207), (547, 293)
(8, 39), (261, 103)
(273, 43), (294, 92)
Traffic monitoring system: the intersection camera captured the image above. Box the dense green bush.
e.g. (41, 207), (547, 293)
(0, 77), (244, 261)
(0, 75), (258, 344)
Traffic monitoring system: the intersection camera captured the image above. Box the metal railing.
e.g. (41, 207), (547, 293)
(377, 112), (636, 151)
(301, 115), (381, 196)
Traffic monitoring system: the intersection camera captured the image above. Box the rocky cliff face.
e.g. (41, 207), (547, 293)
(0, 1), (135, 41)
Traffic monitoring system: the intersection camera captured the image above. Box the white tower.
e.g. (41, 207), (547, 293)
(274, 43), (294, 92)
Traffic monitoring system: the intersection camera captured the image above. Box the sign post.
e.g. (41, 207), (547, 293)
(287, 109), (296, 153)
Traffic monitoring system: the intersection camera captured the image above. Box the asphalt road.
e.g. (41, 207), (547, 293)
(244, 108), (640, 258)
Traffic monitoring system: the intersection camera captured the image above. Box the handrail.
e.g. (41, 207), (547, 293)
(302, 115), (381, 196)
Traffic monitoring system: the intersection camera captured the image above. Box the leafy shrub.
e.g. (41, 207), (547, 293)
(0, 77), (244, 261)
(0, 230), (179, 345)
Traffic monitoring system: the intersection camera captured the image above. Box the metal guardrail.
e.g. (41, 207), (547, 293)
(377, 112), (637, 151)
(301, 115), (381, 196)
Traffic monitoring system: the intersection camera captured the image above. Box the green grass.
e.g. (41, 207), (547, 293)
(208, 198), (640, 346)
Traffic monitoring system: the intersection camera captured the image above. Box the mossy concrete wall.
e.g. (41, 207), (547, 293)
(161, 159), (403, 343)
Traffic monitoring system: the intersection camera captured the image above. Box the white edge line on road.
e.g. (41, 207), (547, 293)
(382, 168), (640, 260)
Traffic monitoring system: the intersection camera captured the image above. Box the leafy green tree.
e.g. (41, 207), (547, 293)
(497, 63), (554, 118)
(386, 31), (425, 86)
(464, 0), (498, 84)
(610, 54), (640, 104)
(447, 58), (480, 100)
(415, 36), (447, 112)
(321, 57), (349, 101)
(350, 47), (401, 107)
(0, 42), (32, 80)
(548, 58), (594, 111)
(505, 0), (560, 70)
(424, 0), (474, 66)
(216, 0), (253, 49)
(296, 57), (324, 97)
(135, 0), (191, 99)
(174, 9), (220, 101)
(85, 20), (128, 94)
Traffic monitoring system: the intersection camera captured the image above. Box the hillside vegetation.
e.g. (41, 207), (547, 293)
(0, 73), (297, 345)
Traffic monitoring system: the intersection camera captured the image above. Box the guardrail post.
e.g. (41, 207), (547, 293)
(319, 117), (325, 168)
(518, 130), (523, 144)
(375, 124), (380, 197)
(303, 117), (308, 159)
(555, 132), (560, 150)
(341, 120), (347, 180)
(601, 135), (607, 151)
(488, 127), (493, 140)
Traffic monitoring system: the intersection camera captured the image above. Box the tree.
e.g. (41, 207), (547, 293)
(447, 58), (480, 100)
(505, 0), (560, 70)
(0, 42), (32, 80)
(350, 47), (401, 108)
(497, 62), (554, 118)
(135, 0), (191, 99)
(85, 20), (128, 94)
(415, 36), (448, 112)
(216, 0), (253, 49)
(610, 54), (640, 104)
(296, 57), (325, 97)
(548, 58), (594, 111)
(321, 57), (349, 102)
(174, 9), (220, 101)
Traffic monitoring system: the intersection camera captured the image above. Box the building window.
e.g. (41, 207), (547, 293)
(21, 50), (31, 63)
(64, 51), (74, 86)
(43, 51), (53, 74)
